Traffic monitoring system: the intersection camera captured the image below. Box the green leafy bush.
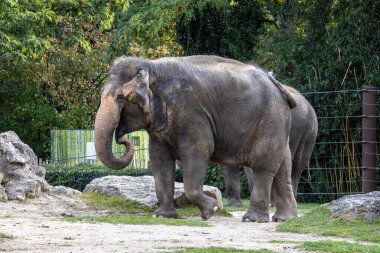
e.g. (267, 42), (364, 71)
(45, 164), (151, 191)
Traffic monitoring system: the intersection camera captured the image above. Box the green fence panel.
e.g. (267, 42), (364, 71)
(50, 129), (149, 168)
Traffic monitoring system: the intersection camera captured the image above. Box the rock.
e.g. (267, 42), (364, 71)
(83, 175), (223, 209)
(329, 191), (380, 221)
(30, 165), (46, 178)
(52, 186), (82, 197)
(0, 131), (51, 201)
(0, 131), (38, 165)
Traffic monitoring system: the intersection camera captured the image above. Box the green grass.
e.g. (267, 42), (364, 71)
(0, 232), (13, 241)
(177, 204), (231, 217)
(302, 241), (380, 253)
(268, 240), (301, 244)
(277, 205), (380, 243)
(222, 199), (319, 216)
(70, 214), (209, 227)
(174, 247), (275, 253)
(222, 199), (250, 212)
(79, 193), (156, 214)
(69, 193), (233, 226)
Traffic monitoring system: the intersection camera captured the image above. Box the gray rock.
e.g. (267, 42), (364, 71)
(0, 131), (51, 201)
(0, 131), (38, 165)
(329, 191), (380, 221)
(52, 186), (81, 197)
(30, 165), (46, 178)
(83, 175), (223, 209)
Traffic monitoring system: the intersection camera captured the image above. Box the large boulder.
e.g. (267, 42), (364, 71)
(83, 175), (223, 209)
(329, 191), (380, 221)
(0, 131), (52, 201)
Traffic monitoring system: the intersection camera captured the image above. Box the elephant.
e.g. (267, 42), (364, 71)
(221, 86), (318, 207)
(94, 55), (298, 222)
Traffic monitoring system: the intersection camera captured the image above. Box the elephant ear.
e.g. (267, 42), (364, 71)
(123, 66), (153, 115)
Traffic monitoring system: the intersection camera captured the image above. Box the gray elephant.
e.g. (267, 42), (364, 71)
(94, 55), (298, 222)
(221, 86), (318, 207)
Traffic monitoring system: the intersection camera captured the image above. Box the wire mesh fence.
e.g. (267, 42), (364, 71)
(296, 86), (379, 202)
(44, 86), (379, 202)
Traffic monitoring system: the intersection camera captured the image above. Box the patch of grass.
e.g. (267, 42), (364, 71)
(222, 199), (319, 216)
(0, 232), (14, 241)
(302, 241), (380, 253)
(177, 204), (231, 217)
(277, 205), (380, 243)
(174, 247), (275, 253)
(79, 193), (155, 214)
(222, 199), (250, 212)
(269, 240), (301, 244)
(73, 193), (219, 226)
(296, 203), (320, 214)
(69, 214), (209, 227)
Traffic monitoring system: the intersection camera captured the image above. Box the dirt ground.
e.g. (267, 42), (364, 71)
(0, 195), (361, 253)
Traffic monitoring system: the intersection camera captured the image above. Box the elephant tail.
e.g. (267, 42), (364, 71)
(268, 72), (298, 109)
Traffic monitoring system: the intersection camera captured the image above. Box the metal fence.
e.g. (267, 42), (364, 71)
(45, 86), (379, 201)
(296, 86), (379, 202)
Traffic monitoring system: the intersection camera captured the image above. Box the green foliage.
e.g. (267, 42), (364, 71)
(302, 241), (380, 253)
(45, 164), (151, 191)
(0, 0), (128, 157)
(277, 205), (380, 243)
(108, 0), (228, 59)
(177, 0), (268, 60)
(0, 0), (129, 62)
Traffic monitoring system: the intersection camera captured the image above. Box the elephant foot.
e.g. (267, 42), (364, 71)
(200, 205), (219, 220)
(152, 207), (178, 219)
(198, 198), (219, 220)
(242, 210), (269, 223)
(272, 211), (297, 222)
(224, 199), (243, 207)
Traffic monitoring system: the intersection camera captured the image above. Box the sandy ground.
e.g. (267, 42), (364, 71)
(0, 195), (363, 253)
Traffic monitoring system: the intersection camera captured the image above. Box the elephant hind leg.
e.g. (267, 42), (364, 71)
(242, 169), (274, 223)
(221, 166), (243, 207)
(272, 156), (298, 222)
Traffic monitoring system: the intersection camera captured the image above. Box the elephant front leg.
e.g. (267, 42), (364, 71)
(150, 139), (177, 218)
(181, 144), (218, 220)
(242, 170), (274, 223)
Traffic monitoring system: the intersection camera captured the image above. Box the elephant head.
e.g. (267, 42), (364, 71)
(94, 57), (153, 170)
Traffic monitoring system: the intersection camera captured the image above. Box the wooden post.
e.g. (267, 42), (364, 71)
(362, 85), (377, 193)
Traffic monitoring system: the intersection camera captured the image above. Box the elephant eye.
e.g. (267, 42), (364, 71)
(116, 95), (124, 103)
(136, 67), (144, 77)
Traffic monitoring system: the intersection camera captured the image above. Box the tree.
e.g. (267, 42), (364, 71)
(0, 0), (129, 157)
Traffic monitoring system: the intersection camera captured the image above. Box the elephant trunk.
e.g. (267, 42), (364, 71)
(94, 96), (134, 170)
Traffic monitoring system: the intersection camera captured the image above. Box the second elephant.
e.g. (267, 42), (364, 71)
(221, 86), (318, 207)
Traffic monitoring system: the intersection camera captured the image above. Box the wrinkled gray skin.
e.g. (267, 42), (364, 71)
(94, 55), (298, 222)
(221, 87), (318, 207)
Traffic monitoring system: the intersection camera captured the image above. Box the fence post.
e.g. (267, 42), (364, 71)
(362, 85), (377, 193)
